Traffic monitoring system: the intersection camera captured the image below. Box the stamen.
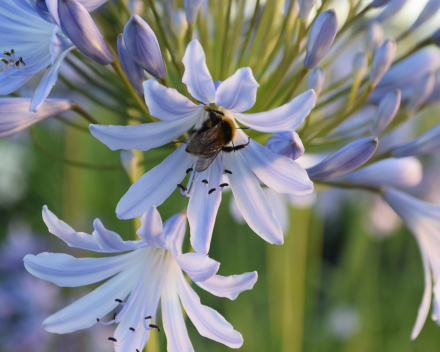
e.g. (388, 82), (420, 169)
(1, 58), (8, 65)
(108, 337), (117, 342)
(219, 183), (229, 187)
(3, 51), (11, 57)
(145, 316), (152, 320)
(186, 168), (193, 174)
(177, 184), (187, 192)
(208, 188), (216, 194)
(149, 324), (161, 332)
(224, 169), (233, 174)
(15, 61), (19, 68)
(202, 179), (208, 184)
(10, 49), (15, 54)
(129, 327), (135, 331)
(115, 299), (123, 303)
(19, 57), (25, 66)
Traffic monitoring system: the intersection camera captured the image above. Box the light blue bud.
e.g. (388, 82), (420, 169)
(352, 53), (368, 80)
(406, 73), (435, 114)
(120, 150), (137, 176)
(183, 0), (202, 24)
(117, 34), (145, 95)
(306, 137), (379, 180)
(370, 38), (396, 86)
(375, 0), (408, 23)
(304, 9), (338, 70)
(372, 89), (401, 135)
(298, 0), (316, 20)
(172, 8), (188, 38)
(365, 22), (383, 54)
(307, 67), (326, 97)
(123, 15), (166, 79)
(409, 0), (440, 32)
(427, 70), (440, 105)
(371, 0), (393, 7)
(392, 123), (440, 157)
(433, 27), (440, 46)
(58, 0), (113, 65)
(265, 132), (305, 161)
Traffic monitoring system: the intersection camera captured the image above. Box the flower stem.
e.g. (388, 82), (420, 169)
(236, 0), (260, 68)
(72, 103), (101, 125)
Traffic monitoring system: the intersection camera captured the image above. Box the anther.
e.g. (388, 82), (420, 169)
(186, 168), (193, 174)
(108, 337), (117, 342)
(96, 318), (100, 322)
(208, 188), (216, 194)
(129, 327), (135, 331)
(15, 61), (19, 67)
(1, 58), (8, 64)
(115, 299), (123, 303)
(3, 51), (11, 57)
(19, 57), (25, 66)
(113, 312), (117, 320)
(219, 183), (229, 187)
(224, 169), (232, 174)
(202, 179), (208, 184)
(177, 184), (187, 192)
(137, 350), (140, 352)
(149, 324), (161, 332)
(145, 316), (152, 320)
(10, 49), (15, 54)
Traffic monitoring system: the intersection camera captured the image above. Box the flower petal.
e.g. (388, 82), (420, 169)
(0, 71), (32, 96)
(175, 253), (220, 282)
(196, 272), (258, 300)
(42, 266), (139, 333)
(116, 145), (196, 219)
(232, 89), (316, 132)
(215, 68), (259, 113)
(144, 80), (200, 121)
(118, 33), (145, 95)
(90, 115), (197, 152)
(223, 152), (284, 245)
(236, 131), (314, 195)
(188, 156), (223, 255)
(50, 27), (74, 64)
(137, 207), (167, 249)
(93, 219), (146, 252)
(24, 251), (139, 287)
(162, 271), (194, 352)
(176, 267), (243, 348)
(164, 213), (188, 258)
(182, 40), (215, 104)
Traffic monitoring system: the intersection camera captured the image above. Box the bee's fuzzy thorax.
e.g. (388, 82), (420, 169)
(216, 117), (235, 146)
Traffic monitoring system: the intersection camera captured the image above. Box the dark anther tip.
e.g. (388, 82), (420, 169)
(113, 312), (117, 320)
(96, 318), (100, 322)
(224, 169), (232, 174)
(145, 316), (152, 320)
(202, 179), (208, 184)
(115, 299), (123, 303)
(208, 188), (216, 194)
(186, 168), (193, 174)
(149, 324), (161, 332)
(129, 327), (135, 331)
(108, 337), (117, 342)
(219, 183), (229, 187)
(177, 184), (187, 192)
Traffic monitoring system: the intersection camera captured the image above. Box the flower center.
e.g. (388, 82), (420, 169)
(1, 49), (31, 78)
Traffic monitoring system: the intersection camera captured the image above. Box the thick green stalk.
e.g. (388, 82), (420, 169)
(220, 0), (233, 79)
(236, 0), (261, 69)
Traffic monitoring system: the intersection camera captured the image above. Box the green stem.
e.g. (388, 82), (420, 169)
(72, 103), (101, 125)
(393, 37), (433, 65)
(54, 116), (90, 132)
(335, 4), (372, 40)
(314, 180), (384, 194)
(186, 23), (194, 45)
(236, 0), (260, 69)
(220, 0), (233, 79)
(281, 67), (309, 105)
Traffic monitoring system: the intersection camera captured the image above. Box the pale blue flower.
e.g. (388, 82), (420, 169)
(183, 0), (202, 24)
(91, 39), (316, 254)
(365, 22), (383, 54)
(265, 131), (305, 161)
(383, 188), (440, 339)
(25, 206), (257, 351)
(392, 123), (440, 157)
(172, 8), (188, 38)
(370, 38), (396, 87)
(406, 72), (436, 114)
(371, 89), (400, 135)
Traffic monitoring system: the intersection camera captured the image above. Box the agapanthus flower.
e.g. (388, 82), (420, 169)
(91, 39), (315, 254)
(25, 206), (257, 351)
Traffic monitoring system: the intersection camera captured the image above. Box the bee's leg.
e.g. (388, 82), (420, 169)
(171, 139), (187, 145)
(221, 137), (251, 152)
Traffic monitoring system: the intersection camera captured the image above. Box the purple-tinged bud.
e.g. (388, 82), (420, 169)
(372, 89), (401, 135)
(36, 0), (55, 25)
(375, 0), (408, 23)
(371, 0), (393, 7)
(369, 38), (396, 86)
(58, 0), (113, 65)
(307, 67), (326, 97)
(0, 98), (72, 138)
(172, 9), (188, 38)
(304, 9), (338, 70)
(427, 70), (440, 105)
(117, 34), (145, 95)
(123, 15), (166, 79)
(365, 22), (383, 54)
(433, 28), (440, 47)
(406, 72), (435, 114)
(120, 150), (137, 176)
(409, 0), (440, 33)
(298, 0), (316, 20)
(352, 53), (368, 81)
(183, 0), (202, 25)
(392, 123), (440, 158)
(265, 132), (305, 161)
(306, 137), (379, 180)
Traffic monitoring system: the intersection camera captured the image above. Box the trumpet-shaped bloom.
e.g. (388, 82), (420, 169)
(91, 39), (315, 254)
(383, 188), (440, 339)
(25, 206), (257, 351)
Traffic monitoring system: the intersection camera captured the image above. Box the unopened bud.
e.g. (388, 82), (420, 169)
(406, 72), (435, 114)
(409, 0), (440, 33)
(123, 14), (166, 79)
(375, 0), (408, 23)
(183, 0), (202, 24)
(117, 34), (145, 95)
(304, 9), (338, 70)
(369, 38), (396, 86)
(265, 132), (305, 161)
(427, 70), (440, 105)
(365, 22), (383, 54)
(433, 28), (440, 46)
(392, 123), (440, 157)
(298, 0), (316, 20)
(372, 89), (401, 135)
(371, 0), (393, 7)
(120, 150), (137, 176)
(172, 9), (188, 38)
(306, 137), (379, 180)
(307, 67), (326, 97)
(352, 53), (368, 82)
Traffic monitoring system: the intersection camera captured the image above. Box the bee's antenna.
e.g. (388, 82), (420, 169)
(236, 127), (249, 130)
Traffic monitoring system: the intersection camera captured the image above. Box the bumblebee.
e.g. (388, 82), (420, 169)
(184, 104), (250, 172)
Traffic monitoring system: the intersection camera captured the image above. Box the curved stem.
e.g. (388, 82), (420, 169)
(54, 116), (89, 132)
(236, 0), (260, 69)
(72, 103), (101, 124)
(313, 180), (383, 194)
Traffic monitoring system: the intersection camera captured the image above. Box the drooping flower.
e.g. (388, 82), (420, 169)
(383, 188), (440, 339)
(91, 39), (316, 254)
(24, 206), (257, 351)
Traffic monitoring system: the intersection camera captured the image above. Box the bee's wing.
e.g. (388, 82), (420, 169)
(187, 124), (222, 155)
(196, 144), (223, 172)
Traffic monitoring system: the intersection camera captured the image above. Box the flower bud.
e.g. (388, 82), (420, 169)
(298, 0), (316, 20)
(123, 15), (166, 79)
(433, 28), (440, 46)
(406, 72), (435, 114)
(183, 0), (202, 25)
(427, 70), (440, 105)
(392, 123), (440, 157)
(58, 0), (113, 65)
(265, 132), (305, 161)
(365, 22), (383, 54)
(369, 38), (396, 86)
(375, 0), (408, 23)
(306, 137), (379, 180)
(120, 150), (137, 176)
(371, 0), (393, 7)
(35, 0), (54, 23)
(372, 89), (401, 135)
(172, 8), (188, 38)
(304, 9), (338, 70)
(307, 67), (326, 97)
(117, 34), (145, 95)
(0, 98), (72, 138)
(409, 0), (440, 33)
(352, 53), (368, 82)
